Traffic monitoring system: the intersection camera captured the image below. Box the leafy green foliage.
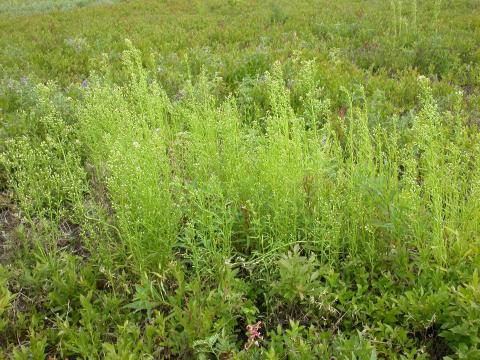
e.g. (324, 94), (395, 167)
(272, 245), (322, 303)
(441, 271), (480, 358)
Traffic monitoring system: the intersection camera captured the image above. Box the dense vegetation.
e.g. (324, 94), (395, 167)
(1, 0), (480, 358)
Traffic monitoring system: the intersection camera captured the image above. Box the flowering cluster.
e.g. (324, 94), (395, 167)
(244, 321), (263, 351)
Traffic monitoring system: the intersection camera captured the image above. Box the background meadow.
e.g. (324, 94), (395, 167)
(1, 0), (480, 358)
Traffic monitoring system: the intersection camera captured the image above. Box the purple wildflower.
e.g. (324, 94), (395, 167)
(244, 321), (263, 351)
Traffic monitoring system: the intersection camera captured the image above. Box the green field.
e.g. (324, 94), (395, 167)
(1, 0), (480, 358)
